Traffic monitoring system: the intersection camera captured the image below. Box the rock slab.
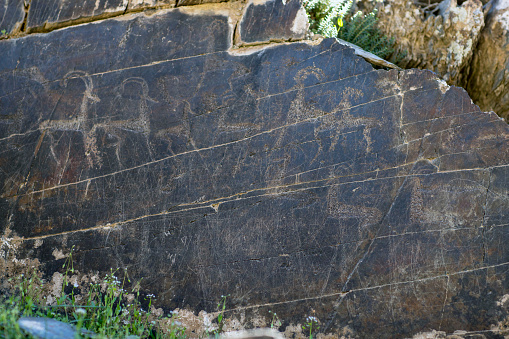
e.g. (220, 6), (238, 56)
(1, 5), (509, 338)
(238, 0), (308, 44)
(26, 0), (129, 32)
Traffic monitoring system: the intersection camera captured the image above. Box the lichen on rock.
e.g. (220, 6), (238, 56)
(358, 0), (485, 86)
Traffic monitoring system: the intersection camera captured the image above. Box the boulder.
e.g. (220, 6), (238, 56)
(1, 3), (509, 338)
(360, 0), (485, 86)
(466, 0), (509, 121)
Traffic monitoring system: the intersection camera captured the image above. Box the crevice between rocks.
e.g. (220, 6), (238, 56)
(13, 3), (177, 37)
(19, 0), (31, 33)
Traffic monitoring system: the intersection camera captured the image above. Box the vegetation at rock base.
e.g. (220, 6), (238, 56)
(0, 269), (320, 338)
(303, 0), (407, 65)
(0, 248), (186, 338)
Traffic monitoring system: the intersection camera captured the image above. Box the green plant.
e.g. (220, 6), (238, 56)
(213, 294), (229, 336)
(269, 310), (281, 329)
(302, 315), (319, 339)
(0, 292), (27, 338)
(304, 0), (353, 37)
(0, 29), (6, 36)
(338, 10), (407, 63)
(303, 0), (407, 65)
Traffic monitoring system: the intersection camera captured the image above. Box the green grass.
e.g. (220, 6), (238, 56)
(0, 249), (186, 338)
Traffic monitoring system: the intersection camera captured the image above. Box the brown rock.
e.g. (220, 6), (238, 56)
(176, 0), (228, 6)
(129, 0), (176, 10)
(466, 0), (509, 121)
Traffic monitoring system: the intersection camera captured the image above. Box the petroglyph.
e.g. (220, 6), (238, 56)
(0, 6), (508, 337)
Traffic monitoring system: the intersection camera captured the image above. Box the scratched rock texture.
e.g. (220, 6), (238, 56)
(238, 0), (308, 44)
(26, 0), (129, 32)
(0, 0), (25, 35)
(1, 5), (509, 339)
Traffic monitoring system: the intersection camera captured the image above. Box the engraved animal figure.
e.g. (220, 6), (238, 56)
(39, 71), (101, 166)
(87, 77), (158, 167)
(40, 70), (100, 132)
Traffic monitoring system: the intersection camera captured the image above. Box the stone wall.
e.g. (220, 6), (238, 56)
(1, 0), (509, 338)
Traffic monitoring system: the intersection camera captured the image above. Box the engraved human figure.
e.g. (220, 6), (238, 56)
(109, 77), (156, 134)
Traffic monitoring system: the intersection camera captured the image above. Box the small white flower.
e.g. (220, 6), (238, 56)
(76, 308), (86, 316)
(307, 316), (318, 323)
(147, 294), (155, 298)
(151, 321), (156, 325)
(73, 282), (78, 288)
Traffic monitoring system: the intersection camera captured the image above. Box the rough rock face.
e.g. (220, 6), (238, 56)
(365, 0), (485, 85)
(466, 0), (509, 122)
(26, 0), (129, 32)
(0, 0), (25, 35)
(238, 0), (308, 44)
(1, 2), (509, 339)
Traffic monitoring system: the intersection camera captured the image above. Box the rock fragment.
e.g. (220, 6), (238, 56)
(466, 0), (509, 121)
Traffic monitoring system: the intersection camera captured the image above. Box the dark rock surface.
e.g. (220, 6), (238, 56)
(0, 0), (25, 35)
(1, 5), (509, 338)
(238, 0), (308, 44)
(26, 0), (128, 32)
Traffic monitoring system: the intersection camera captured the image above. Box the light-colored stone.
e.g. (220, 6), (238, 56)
(359, 0), (484, 85)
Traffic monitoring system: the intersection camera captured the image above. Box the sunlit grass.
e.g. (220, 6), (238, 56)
(0, 247), (186, 338)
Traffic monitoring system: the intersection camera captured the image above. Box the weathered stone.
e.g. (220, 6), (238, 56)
(360, 0), (485, 85)
(219, 328), (284, 338)
(0, 0), (25, 35)
(26, 0), (128, 32)
(129, 0), (175, 10)
(238, 0), (308, 44)
(1, 4), (509, 339)
(466, 0), (509, 121)
(18, 317), (97, 339)
(176, 0), (227, 6)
